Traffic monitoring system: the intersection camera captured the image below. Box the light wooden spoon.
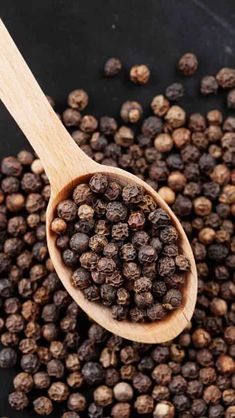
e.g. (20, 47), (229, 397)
(0, 20), (197, 343)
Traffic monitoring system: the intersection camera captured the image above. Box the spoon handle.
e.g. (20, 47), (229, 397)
(0, 20), (96, 194)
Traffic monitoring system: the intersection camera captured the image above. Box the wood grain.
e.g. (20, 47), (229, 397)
(0, 19), (197, 343)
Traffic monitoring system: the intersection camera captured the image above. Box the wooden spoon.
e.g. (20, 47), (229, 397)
(0, 20), (197, 343)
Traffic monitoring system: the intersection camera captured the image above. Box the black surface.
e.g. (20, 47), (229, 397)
(0, 0), (235, 416)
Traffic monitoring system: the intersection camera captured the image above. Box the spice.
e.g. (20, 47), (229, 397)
(33, 396), (53, 415)
(68, 89), (89, 111)
(104, 58), (122, 77)
(8, 391), (29, 411)
(13, 372), (34, 392)
(216, 68), (235, 88)
(0, 347), (17, 367)
(113, 382), (133, 401)
(130, 64), (150, 85)
(1, 54), (235, 418)
(200, 76), (218, 95)
(165, 83), (184, 101)
(67, 392), (86, 411)
(52, 173), (187, 322)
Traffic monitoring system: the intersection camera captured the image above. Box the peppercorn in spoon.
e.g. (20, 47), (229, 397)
(0, 20), (197, 342)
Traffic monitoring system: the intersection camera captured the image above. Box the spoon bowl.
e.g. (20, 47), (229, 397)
(0, 20), (197, 343)
(47, 163), (197, 343)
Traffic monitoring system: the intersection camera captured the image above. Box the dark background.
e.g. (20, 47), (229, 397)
(0, 0), (235, 416)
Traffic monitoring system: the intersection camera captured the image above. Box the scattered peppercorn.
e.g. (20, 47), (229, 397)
(1, 53), (235, 418)
(178, 52), (199, 76)
(130, 64), (150, 85)
(104, 58), (122, 77)
(200, 75), (218, 95)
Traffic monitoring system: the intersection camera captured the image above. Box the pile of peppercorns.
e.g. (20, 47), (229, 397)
(0, 52), (235, 417)
(51, 173), (189, 322)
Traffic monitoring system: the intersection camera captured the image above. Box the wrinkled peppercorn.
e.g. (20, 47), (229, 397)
(104, 58), (122, 77)
(130, 64), (150, 85)
(178, 52), (198, 76)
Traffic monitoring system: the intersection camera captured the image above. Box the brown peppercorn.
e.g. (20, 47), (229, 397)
(152, 364), (172, 385)
(135, 394), (154, 414)
(80, 115), (98, 133)
(135, 292), (154, 309)
(78, 204), (94, 221)
(19, 338), (37, 354)
(151, 95), (170, 117)
(216, 67), (235, 88)
(165, 82), (184, 101)
(33, 396), (53, 416)
(175, 255), (190, 271)
(112, 305), (128, 320)
(57, 200), (77, 221)
(194, 196), (212, 216)
(67, 392), (86, 411)
(216, 355), (235, 375)
(66, 371), (83, 389)
(13, 372), (33, 393)
(138, 245), (157, 263)
(163, 289), (182, 310)
(158, 257), (175, 277)
(222, 389), (235, 406)
(17, 150), (34, 165)
(79, 252), (99, 270)
(63, 108), (81, 126)
(68, 89), (89, 110)
(120, 101), (143, 123)
(1, 156), (22, 176)
(203, 384), (222, 404)
(147, 304), (167, 321)
(130, 64), (150, 85)
(104, 57), (122, 76)
(20, 353), (40, 373)
(154, 133), (173, 153)
(6, 193), (25, 212)
(116, 288), (130, 306)
(114, 126), (134, 147)
(201, 75), (219, 95)
(93, 385), (113, 406)
(224, 326), (235, 345)
(226, 406), (235, 418)
(134, 277), (152, 293)
(210, 298), (228, 316)
(71, 268), (91, 289)
(72, 183), (93, 205)
(37, 347), (52, 364)
(132, 372), (151, 394)
(153, 401), (175, 418)
(127, 211), (145, 230)
(47, 359), (64, 378)
(48, 381), (69, 402)
(8, 391), (29, 411)
(158, 187), (176, 205)
(192, 328), (211, 348)
(113, 382), (133, 401)
(111, 402), (131, 418)
(168, 171), (186, 192)
(178, 53), (198, 76)
(165, 105), (186, 128)
(89, 173), (108, 194)
(33, 371), (51, 389)
(49, 340), (66, 359)
(51, 217), (67, 234)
